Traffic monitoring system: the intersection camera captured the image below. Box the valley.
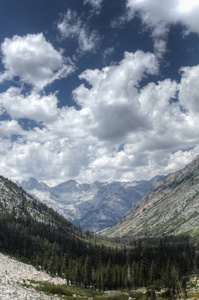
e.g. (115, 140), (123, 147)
(1, 155), (199, 299)
(1, 0), (199, 299)
(18, 177), (159, 231)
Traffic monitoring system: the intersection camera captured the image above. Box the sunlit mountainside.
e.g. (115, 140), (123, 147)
(101, 154), (199, 239)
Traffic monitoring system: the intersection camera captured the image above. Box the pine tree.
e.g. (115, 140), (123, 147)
(139, 245), (149, 287)
(84, 255), (92, 288)
(126, 251), (131, 290)
(170, 266), (181, 299)
(74, 261), (81, 286)
(106, 258), (112, 290)
(149, 260), (157, 284)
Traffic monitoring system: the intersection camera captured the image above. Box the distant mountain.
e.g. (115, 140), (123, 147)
(101, 154), (199, 238)
(19, 177), (160, 231)
(20, 177), (50, 191)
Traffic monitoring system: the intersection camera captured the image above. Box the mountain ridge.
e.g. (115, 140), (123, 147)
(18, 176), (161, 231)
(100, 154), (199, 238)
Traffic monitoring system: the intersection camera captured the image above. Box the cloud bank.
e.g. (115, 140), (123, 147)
(1, 45), (199, 184)
(1, 2), (199, 185)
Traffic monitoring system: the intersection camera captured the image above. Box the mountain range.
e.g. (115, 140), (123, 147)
(18, 177), (160, 231)
(101, 154), (199, 239)
(4, 153), (199, 239)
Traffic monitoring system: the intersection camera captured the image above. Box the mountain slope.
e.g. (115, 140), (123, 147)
(19, 177), (160, 231)
(0, 176), (53, 223)
(101, 154), (199, 238)
(0, 175), (82, 236)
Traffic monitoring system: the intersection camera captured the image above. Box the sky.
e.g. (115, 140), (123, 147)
(0, 0), (199, 186)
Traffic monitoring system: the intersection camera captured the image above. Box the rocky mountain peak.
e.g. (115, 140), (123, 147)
(27, 177), (39, 189)
(20, 177), (49, 192)
(52, 179), (80, 193)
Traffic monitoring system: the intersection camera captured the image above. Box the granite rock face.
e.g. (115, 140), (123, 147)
(101, 154), (199, 238)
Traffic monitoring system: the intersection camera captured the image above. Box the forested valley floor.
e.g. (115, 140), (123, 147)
(1, 209), (199, 299)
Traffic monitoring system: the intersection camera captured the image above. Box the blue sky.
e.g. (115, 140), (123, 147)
(0, 0), (199, 186)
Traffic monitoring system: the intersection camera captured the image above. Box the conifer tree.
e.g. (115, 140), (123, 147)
(84, 255), (92, 288)
(139, 245), (149, 287)
(106, 258), (112, 290)
(74, 261), (81, 286)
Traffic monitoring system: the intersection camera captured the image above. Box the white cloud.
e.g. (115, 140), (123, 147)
(0, 33), (74, 90)
(84, 0), (103, 13)
(72, 51), (199, 182)
(0, 87), (59, 123)
(126, 0), (199, 34)
(0, 120), (24, 137)
(0, 135), (93, 185)
(178, 65), (199, 113)
(57, 10), (81, 39)
(164, 147), (199, 173)
(125, 0), (199, 57)
(1, 50), (199, 184)
(74, 50), (159, 142)
(57, 9), (99, 52)
(78, 29), (99, 52)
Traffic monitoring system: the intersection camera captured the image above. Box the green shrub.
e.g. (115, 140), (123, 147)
(35, 283), (73, 296)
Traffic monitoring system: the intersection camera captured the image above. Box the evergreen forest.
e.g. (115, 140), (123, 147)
(0, 208), (198, 298)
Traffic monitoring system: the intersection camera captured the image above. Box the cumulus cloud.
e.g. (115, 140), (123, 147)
(0, 33), (74, 90)
(73, 51), (199, 182)
(0, 131), (95, 185)
(1, 50), (199, 184)
(0, 120), (24, 137)
(126, 0), (199, 34)
(178, 65), (199, 114)
(0, 87), (59, 123)
(57, 9), (100, 52)
(125, 0), (199, 57)
(74, 50), (159, 142)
